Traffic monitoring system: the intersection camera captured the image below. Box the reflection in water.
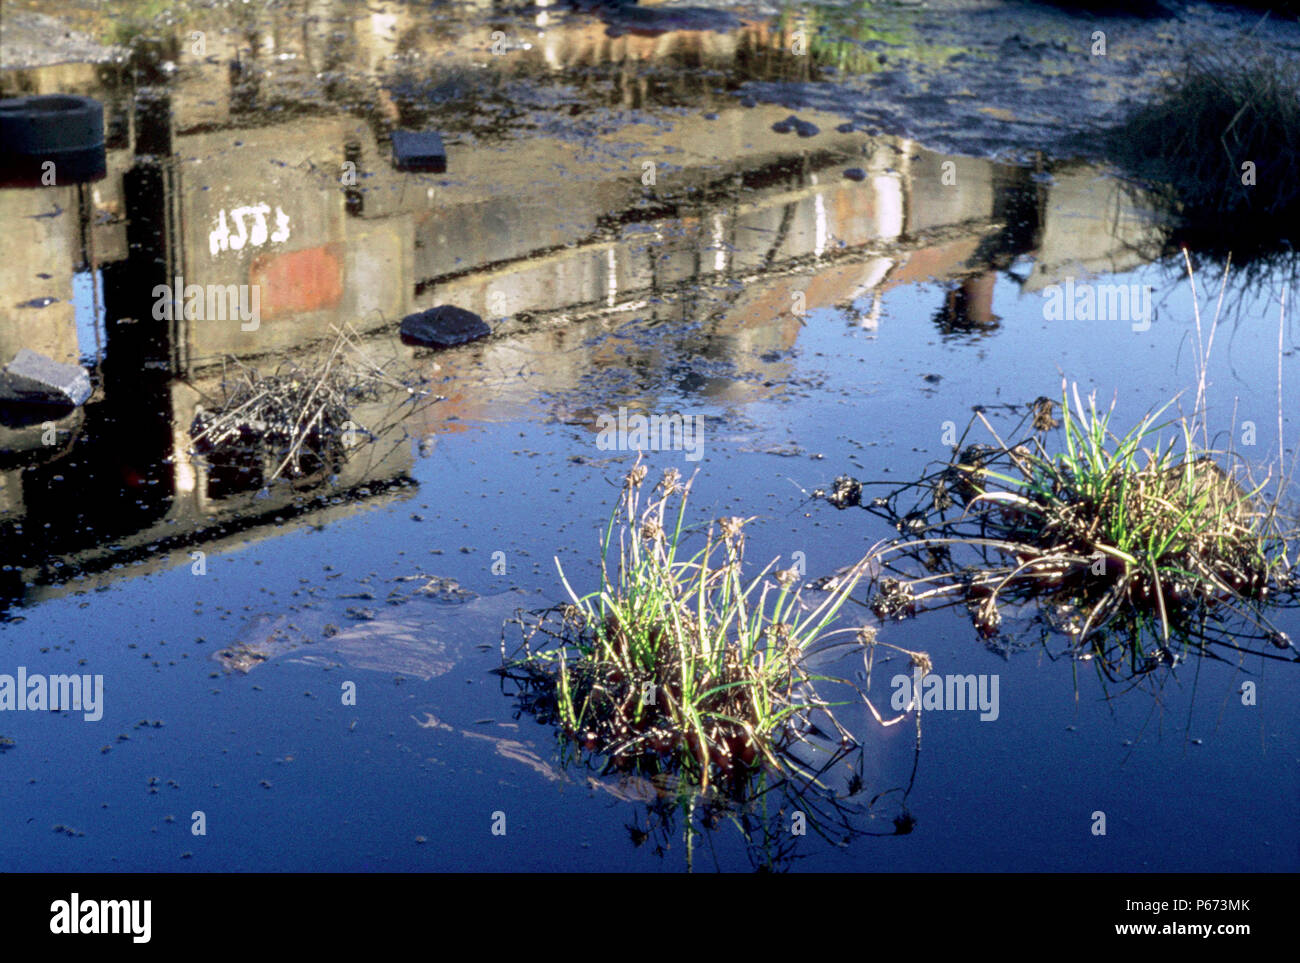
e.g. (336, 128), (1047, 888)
(498, 642), (924, 871)
(3, 0), (1295, 876)
(0, 7), (1161, 616)
(417, 694), (917, 870)
(559, 756), (919, 872)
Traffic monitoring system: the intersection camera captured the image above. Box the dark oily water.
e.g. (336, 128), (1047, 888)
(0, 0), (1296, 872)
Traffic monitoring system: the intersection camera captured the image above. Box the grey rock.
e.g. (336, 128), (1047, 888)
(0, 349), (91, 407)
(400, 305), (490, 349)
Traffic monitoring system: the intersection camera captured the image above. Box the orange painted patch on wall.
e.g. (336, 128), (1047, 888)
(250, 244), (343, 319)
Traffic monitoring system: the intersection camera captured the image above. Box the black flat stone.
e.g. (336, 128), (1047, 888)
(391, 130), (446, 173)
(399, 306), (489, 349)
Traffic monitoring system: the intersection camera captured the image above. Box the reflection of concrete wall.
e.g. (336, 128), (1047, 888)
(0, 363), (417, 604)
(887, 236), (987, 287)
(160, 26), (241, 129)
(1026, 166), (1157, 291)
(0, 125), (128, 366)
(15, 372), (414, 599)
(398, 292), (795, 438)
(173, 118), (411, 365)
(0, 185), (81, 366)
(413, 188), (605, 283)
(906, 150), (994, 234)
(4, 41), (1163, 380)
(356, 107), (868, 283)
(0, 470), (22, 516)
(3, 62), (102, 95)
(21, 477), (416, 606)
(92, 147), (131, 263)
(416, 136), (911, 324)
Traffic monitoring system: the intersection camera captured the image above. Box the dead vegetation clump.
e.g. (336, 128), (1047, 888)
(190, 326), (419, 485)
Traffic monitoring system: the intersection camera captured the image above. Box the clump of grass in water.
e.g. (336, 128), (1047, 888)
(828, 381), (1299, 673)
(1105, 40), (1300, 275)
(824, 260), (1300, 673)
(500, 461), (886, 794)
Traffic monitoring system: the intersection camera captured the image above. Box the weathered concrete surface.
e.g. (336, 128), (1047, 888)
(1025, 165), (1160, 291)
(0, 186), (80, 367)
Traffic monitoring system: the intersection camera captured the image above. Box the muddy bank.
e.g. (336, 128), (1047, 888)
(0, 9), (123, 68)
(8, 1), (1300, 162)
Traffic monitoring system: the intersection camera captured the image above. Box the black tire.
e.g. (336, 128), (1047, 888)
(0, 94), (106, 186)
(0, 94), (103, 153)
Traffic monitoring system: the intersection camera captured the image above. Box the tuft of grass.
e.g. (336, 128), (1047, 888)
(823, 258), (1300, 676)
(831, 381), (1299, 675)
(984, 385), (1286, 634)
(1106, 41), (1300, 273)
(499, 460), (891, 794)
